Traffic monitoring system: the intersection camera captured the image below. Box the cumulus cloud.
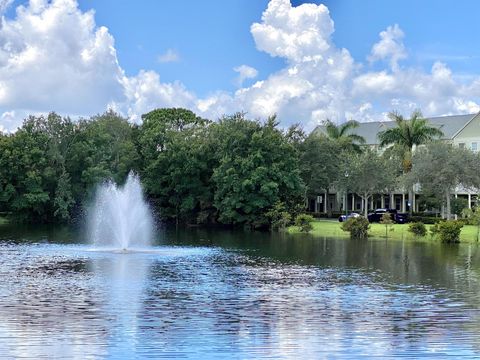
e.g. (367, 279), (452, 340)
(203, 0), (356, 128)
(251, 0), (334, 63)
(233, 65), (258, 87)
(368, 24), (407, 71)
(120, 70), (196, 122)
(1, 0), (480, 133)
(157, 48), (180, 63)
(0, 0), (126, 128)
(0, 0), (12, 14)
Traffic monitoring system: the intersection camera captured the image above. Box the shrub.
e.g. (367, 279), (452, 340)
(295, 214), (314, 233)
(408, 222), (427, 237)
(410, 216), (440, 224)
(266, 202), (292, 231)
(341, 216), (370, 239)
(430, 220), (463, 243)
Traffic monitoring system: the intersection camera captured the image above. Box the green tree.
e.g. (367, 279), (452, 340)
(68, 110), (140, 199)
(339, 149), (397, 217)
(407, 142), (480, 219)
(299, 135), (342, 216)
(321, 119), (366, 152)
(137, 108), (214, 225)
(0, 113), (76, 222)
(0, 110), (140, 222)
(138, 108), (207, 165)
(378, 110), (444, 213)
(211, 113), (305, 228)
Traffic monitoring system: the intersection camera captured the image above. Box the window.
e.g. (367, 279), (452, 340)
(472, 142), (478, 152)
(459, 143), (465, 148)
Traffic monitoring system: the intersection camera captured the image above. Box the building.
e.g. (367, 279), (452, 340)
(309, 112), (480, 214)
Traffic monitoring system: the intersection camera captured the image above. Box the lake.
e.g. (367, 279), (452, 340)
(0, 224), (480, 359)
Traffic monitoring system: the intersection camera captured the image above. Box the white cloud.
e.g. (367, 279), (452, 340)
(157, 48), (180, 63)
(233, 64), (258, 87)
(0, 0), (12, 14)
(0, 0), (125, 129)
(250, 0), (334, 63)
(368, 24), (407, 71)
(1, 0), (480, 133)
(120, 70), (196, 123)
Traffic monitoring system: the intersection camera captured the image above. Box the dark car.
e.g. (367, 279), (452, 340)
(367, 208), (409, 224)
(338, 212), (361, 222)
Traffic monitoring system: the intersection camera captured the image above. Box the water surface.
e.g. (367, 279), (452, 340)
(0, 225), (480, 359)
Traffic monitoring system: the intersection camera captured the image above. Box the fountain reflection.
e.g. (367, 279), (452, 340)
(90, 251), (151, 358)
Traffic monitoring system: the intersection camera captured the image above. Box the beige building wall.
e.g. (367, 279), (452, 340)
(453, 113), (480, 151)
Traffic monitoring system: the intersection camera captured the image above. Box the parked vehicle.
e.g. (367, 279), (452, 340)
(338, 212), (361, 222)
(367, 209), (409, 224)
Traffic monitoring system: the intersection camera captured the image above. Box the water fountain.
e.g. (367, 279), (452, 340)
(88, 172), (154, 250)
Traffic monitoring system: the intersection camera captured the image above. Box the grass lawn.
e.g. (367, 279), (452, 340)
(0, 216), (8, 225)
(288, 219), (480, 243)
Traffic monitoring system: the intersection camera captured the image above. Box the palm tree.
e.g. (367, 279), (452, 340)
(378, 110), (444, 213)
(322, 119), (366, 152)
(317, 119), (365, 216)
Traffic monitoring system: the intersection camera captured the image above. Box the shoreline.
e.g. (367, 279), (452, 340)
(288, 219), (480, 243)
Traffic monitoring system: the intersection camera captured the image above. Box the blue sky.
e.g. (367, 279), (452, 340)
(73, 0), (480, 94)
(324, 0), (480, 75)
(1, 0), (480, 131)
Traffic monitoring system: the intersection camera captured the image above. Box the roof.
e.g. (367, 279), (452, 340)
(313, 113), (477, 145)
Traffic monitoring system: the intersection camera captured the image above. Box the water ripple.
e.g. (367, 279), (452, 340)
(0, 239), (478, 358)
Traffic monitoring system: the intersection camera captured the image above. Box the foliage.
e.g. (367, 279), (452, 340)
(416, 193), (442, 212)
(430, 220), (464, 243)
(407, 142), (480, 219)
(211, 114), (305, 228)
(378, 110), (443, 214)
(341, 216), (370, 239)
(409, 215), (440, 224)
(338, 148), (397, 217)
(408, 222), (427, 237)
(321, 119), (366, 153)
(137, 109), (214, 224)
(380, 212), (394, 238)
(294, 214), (314, 233)
(0, 113), (76, 222)
(378, 110), (444, 173)
(0, 108), (308, 227)
(300, 135), (342, 197)
(266, 202), (292, 231)
(299, 134), (342, 216)
(451, 197), (468, 216)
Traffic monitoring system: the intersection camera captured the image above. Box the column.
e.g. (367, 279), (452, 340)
(412, 192), (416, 213)
(381, 195), (385, 209)
(402, 193), (406, 213)
(390, 193), (394, 209)
(370, 197), (374, 210)
(455, 193), (458, 220)
(343, 193), (347, 211)
(469, 193), (472, 209)
(324, 192), (327, 213)
(352, 194), (355, 211)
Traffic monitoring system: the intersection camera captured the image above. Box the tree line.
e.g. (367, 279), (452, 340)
(0, 108), (479, 226)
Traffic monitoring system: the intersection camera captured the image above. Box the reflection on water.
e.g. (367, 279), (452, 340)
(0, 226), (480, 358)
